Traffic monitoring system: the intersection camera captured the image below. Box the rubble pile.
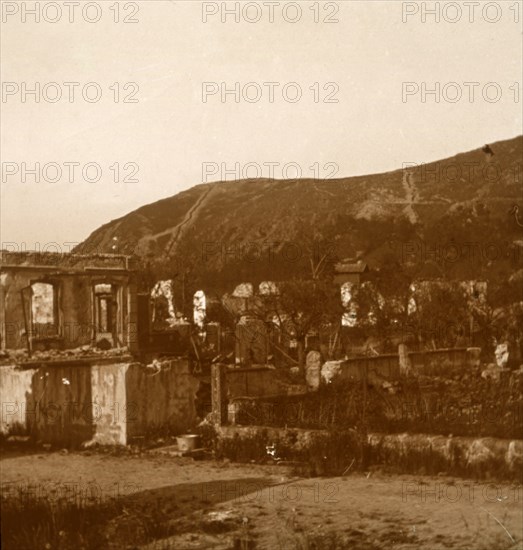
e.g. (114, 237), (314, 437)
(0, 345), (131, 366)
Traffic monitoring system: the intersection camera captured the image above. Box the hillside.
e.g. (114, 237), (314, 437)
(77, 136), (523, 290)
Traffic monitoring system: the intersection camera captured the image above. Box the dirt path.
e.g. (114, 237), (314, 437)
(2, 449), (522, 549)
(402, 169), (419, 224)
(165, 184), (216, 255)
(136, 183), (217, 256)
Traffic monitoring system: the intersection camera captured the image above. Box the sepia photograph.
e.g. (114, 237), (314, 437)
(0, 1), (522, 548)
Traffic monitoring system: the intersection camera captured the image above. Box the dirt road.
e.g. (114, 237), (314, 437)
(1, 448), (522, 549)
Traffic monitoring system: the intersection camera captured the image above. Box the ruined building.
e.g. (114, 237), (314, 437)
(0, 251), (138, 353)
(0, 251), (199, 446)
(333, 259), (370, 286)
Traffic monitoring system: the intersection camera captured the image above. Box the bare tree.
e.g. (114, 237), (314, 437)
(265, 279), (343, 370)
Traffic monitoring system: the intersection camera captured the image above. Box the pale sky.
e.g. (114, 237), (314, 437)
(1, 0), (522, 248)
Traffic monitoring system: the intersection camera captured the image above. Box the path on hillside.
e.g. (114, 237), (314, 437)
(402, 169), (420, 224)
(312, 179), (336, 199)
(165, 183), (217, 255)
(137, 184), (217, 256)
(137, 184), (217, 257)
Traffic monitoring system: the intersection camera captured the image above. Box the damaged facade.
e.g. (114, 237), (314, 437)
(0, 251), (201, 445)
(0, 251), (138, 353)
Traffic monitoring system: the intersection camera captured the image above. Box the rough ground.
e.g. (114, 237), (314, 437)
(1, 448), (522, 549)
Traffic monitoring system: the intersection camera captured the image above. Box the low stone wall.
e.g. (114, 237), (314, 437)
(226, 366), (282, 399)
(408, 347), (480, 375)
(369, 433), (522, 477)
(319, 347), (481, 385)
(215, 425), (523, 480)
(217, 424), (332, 452)
(210, 365), (305, 425)
(339, 354), (400, 381)
(0, 358), (199, 446)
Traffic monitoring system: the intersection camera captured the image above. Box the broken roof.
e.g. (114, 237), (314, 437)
(0, 251), (136, 272)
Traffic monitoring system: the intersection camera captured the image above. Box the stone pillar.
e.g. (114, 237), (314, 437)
(126, 281), (139, 354)
(235, 316), (267, 366)
(305, 350), (322, 391)
(467, 347), (481, 369)
(398, 343), (412, 376)
(211, 363), (227, 425)
(0, 282), (5, 350)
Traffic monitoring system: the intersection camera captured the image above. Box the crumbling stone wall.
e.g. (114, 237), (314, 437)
(126, 359), (199, 438)
(226, 366), (282, 398)
(30, 363), (96, 446)
(215, 425), (523, 479)
(0, 266), (136, 351)
(91, 362), (128, 445)
(1, 271), (94, 349)
(315, 347), (480, 386)
(0, 358), (198, 446)
(0, 365), (35, 434)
